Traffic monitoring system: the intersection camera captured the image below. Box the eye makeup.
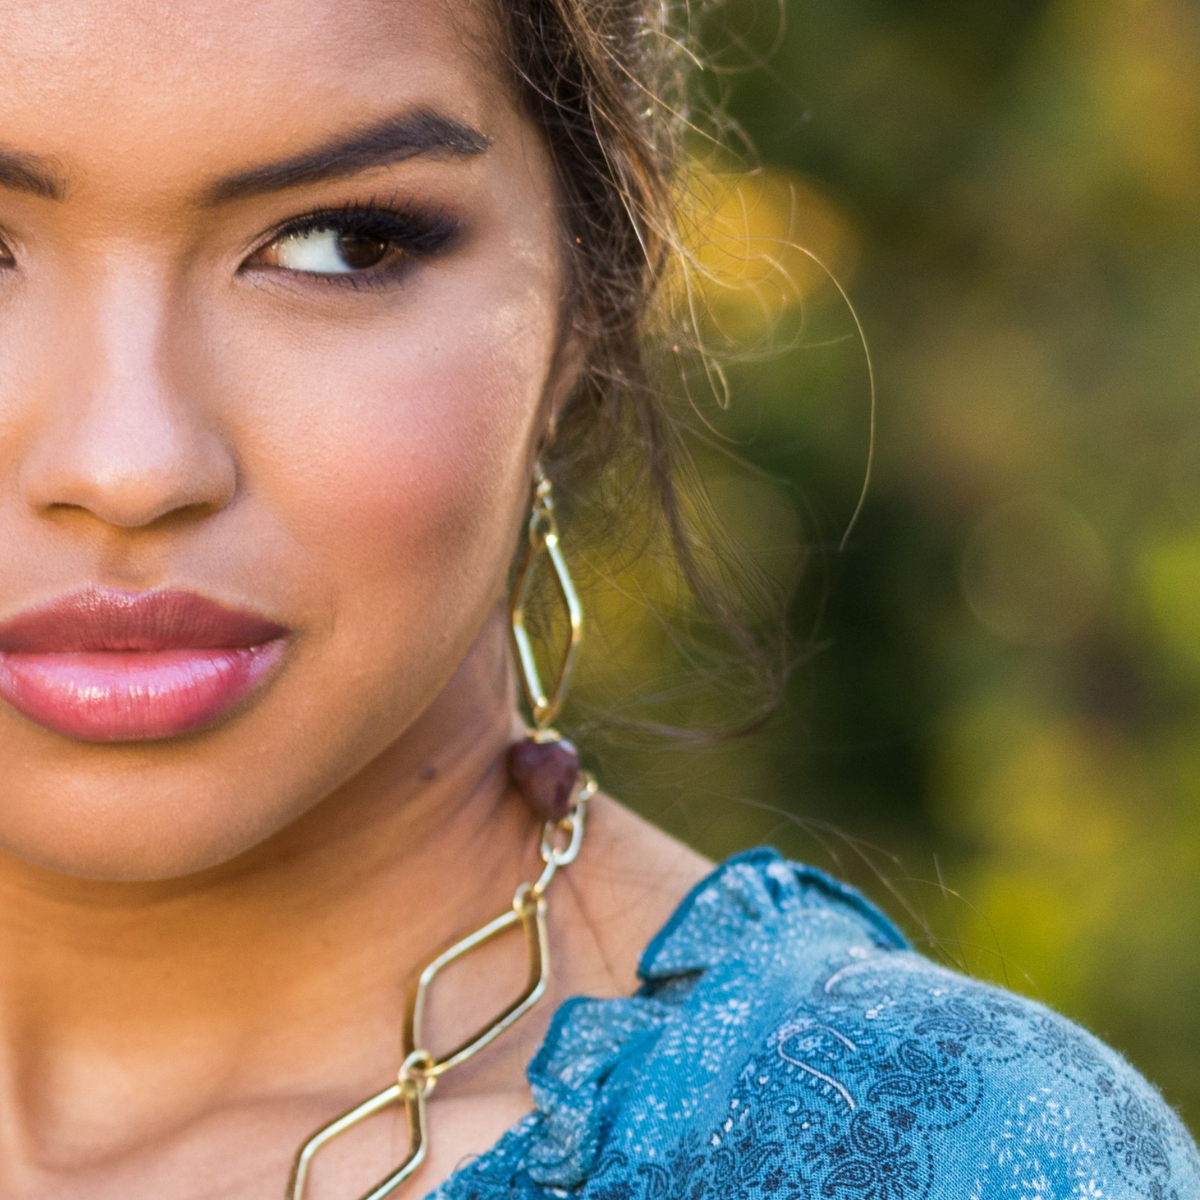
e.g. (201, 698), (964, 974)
(242, 196), (462, 290)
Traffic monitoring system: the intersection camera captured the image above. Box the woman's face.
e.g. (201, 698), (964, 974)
(0, 0), (571, 879)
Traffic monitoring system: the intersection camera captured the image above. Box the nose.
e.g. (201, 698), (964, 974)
(18, 265), (237, 530)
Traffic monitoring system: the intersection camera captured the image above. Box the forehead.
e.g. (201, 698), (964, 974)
(0, 0), (502, 191)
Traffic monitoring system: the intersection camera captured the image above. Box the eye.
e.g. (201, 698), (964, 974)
(258, 225), (398, 275)
(0, 236), (15, 269)
(244, 202), (458, 285)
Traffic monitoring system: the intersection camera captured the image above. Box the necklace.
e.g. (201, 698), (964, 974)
(286, 770), (596, 1200)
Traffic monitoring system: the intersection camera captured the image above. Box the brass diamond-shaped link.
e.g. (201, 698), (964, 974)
(510, 468), (582, 729)
(406, 884), (549, 1077)
(287, 1073), (428, 1200)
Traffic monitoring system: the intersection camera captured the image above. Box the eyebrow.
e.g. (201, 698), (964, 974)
(198, 109), (491, 207)
(0, 108), (490, 207)
(0, 148), (68, 201)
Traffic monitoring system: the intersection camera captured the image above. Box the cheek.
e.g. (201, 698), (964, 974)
(219, 277), (557, 656)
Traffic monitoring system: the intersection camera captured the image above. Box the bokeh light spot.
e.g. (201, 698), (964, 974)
(961, 496), (1108, 646)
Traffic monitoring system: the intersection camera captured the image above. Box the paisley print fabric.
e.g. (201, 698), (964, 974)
(432, 848), (1200, 1200)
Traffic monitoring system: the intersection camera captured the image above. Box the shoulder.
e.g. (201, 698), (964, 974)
(637, 850), (1200, 1200)
(733, 947), (1200, 1199)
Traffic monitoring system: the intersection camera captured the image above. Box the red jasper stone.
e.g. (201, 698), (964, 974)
(507, 736), (580, 823)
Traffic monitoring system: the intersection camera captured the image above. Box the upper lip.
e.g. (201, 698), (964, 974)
(0, 587), (289, 653)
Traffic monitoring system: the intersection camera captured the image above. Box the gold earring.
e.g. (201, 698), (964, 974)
(506, 462), (585, 822)
(510, 461), (581, 727)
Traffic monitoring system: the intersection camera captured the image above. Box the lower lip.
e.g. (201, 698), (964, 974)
(0, 641), (288, 742)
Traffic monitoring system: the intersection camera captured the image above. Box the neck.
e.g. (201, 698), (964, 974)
(0, 605), (546, 1172)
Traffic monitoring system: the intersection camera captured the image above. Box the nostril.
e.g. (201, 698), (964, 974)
(43, 490), (229, 530)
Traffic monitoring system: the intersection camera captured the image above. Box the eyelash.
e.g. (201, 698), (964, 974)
(246, 198), (461, 291)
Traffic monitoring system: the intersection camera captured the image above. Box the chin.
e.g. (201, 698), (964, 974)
(0, 775), (301, 884)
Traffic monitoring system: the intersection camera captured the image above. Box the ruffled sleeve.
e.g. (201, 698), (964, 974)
(637, 847), (908, 981)
(509, 850), (908, 1187)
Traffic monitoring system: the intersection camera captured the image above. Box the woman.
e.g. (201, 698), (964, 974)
(0, 0), (1193, 1197)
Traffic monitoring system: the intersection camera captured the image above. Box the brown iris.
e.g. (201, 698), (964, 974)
(336, 233), (391, 270)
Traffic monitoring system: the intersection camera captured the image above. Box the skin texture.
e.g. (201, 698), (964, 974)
(0, 1), (711, 1196)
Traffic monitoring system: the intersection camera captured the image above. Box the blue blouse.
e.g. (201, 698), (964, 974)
(434, 847), (1200, 1200)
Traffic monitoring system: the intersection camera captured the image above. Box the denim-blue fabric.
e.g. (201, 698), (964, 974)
(433, 847), (1200, 1200)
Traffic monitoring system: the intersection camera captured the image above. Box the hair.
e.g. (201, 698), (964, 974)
(498, 0), (791, 737)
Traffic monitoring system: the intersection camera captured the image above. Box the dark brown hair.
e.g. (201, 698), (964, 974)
(499, 0), (790, 735)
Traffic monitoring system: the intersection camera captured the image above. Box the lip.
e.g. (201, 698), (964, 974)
(0, 587), (290, 742)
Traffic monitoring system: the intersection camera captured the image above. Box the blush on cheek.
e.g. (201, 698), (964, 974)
(325, 352), (538, 555)
(368, 284), (550, 499)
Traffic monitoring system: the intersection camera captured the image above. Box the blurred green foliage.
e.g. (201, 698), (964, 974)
(559, 0), (1200, 1132)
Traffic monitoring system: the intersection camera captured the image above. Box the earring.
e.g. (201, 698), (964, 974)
(507, 462), (585, 823)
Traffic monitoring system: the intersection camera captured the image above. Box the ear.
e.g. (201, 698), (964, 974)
(537, 325), (590, 454)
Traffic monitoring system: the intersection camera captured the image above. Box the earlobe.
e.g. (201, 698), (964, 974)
(539, 328), (590, 453)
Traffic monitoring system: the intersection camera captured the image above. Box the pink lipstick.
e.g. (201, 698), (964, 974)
(0, 587), (289, 741)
